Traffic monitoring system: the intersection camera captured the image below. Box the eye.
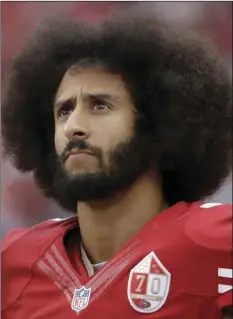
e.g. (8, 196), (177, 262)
(92, 99), (111, 111)
(57, 102), (74, 118)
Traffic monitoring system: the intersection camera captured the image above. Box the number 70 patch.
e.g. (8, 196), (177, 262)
(127, 251), (171, 314)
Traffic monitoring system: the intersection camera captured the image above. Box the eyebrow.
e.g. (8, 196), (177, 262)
(89, 93), (119, 101)
(54, 93), (119, 109)
(54, 95), (77, 110)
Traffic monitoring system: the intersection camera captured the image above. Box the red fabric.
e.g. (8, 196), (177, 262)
(217, 290), (232, 310)
(2, 202), (232, 318)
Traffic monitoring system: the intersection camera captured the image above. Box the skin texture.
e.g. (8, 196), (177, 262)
(54, 67), (135, 173)
(54, 66), (167, 263)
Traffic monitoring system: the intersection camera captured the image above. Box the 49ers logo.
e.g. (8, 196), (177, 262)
(127, 252), (171, 314)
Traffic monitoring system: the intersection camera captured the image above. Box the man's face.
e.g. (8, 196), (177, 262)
(52, 66), (151, 203)
(54, 67), (135, 175)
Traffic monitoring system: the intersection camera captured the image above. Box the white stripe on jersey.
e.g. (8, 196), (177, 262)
(218, 268), (233, 279)
(218, 268), (233, 294)
(218, 284), (233, 294)
(200, 203), (222, 208)
(49, 217), (71, 221)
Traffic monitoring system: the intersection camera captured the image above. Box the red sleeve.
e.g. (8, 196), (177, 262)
(209, 204), (233, 310)
(1, 219), (71, 312)
(1, 228), (31, 312)
(187, 203), (232, 310)
(2, 228), (28, 252)
(198, 203), (233, 310)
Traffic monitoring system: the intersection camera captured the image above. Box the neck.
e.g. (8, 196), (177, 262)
(77, 171), (167, 264)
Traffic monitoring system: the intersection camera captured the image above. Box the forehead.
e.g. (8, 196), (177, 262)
(55, 67), (130, 103)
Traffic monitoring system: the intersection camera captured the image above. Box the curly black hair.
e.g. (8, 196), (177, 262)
(2, 12), (232, 211)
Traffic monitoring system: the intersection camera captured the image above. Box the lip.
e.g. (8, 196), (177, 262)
(65, 149), (94, 160)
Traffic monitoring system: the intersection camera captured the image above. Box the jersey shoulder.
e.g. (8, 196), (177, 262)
(186, 202), (232, 306)
(185, 202), (232, 251)
(1, 217), (76, 312)
(175, 202), (232, 308)
(2, 217), (75, 255)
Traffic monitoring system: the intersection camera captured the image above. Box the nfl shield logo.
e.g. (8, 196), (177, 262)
(127, 252), (171, 314)
(71, 286), (91, 312)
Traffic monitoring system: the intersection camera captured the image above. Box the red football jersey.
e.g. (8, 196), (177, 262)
(2, 201), (232, 319)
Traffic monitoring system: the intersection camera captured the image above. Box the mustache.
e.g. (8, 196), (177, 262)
(60, 140), (101, 163)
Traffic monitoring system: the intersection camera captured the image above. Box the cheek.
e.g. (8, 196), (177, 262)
(94, 114), (134, 156)
(106, 114), (135, 144)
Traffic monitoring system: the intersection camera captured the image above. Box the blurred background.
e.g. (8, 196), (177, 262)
(1, 2), (232, 237)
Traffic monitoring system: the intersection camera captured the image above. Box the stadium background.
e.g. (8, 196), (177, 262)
(1, 2), (232, 237)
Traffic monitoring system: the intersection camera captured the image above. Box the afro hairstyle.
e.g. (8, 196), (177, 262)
(2, 12), (232, 211)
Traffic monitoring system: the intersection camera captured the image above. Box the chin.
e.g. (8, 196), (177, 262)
(66, 168), (99, 176)
(64, 161), (99, 174)
(69, 168), (87, 174)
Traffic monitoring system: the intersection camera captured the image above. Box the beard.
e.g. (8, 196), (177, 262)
(34, 125), (152, 212)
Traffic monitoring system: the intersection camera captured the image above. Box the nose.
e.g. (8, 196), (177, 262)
(64, 108), (90, 141)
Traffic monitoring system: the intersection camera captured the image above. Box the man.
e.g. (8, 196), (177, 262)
(1, 13), (232, 319)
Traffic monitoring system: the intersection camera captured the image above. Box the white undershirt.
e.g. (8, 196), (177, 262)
(80, 243), (107, 275)
(92, 261), (107, 272)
